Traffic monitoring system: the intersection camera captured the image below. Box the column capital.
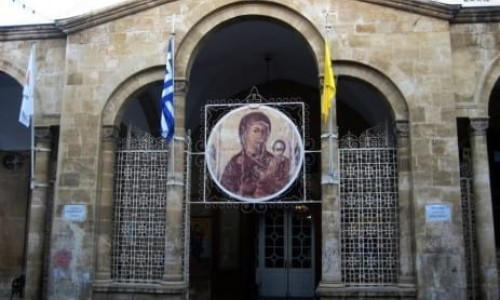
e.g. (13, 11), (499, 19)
(102, 125), (120, 144)
(35, 126), (53, 143)
(174, 79), (189, 96)
(394, 120), (409, 138)
(318, 75), (325, 90)
(470, 118), (489, 136)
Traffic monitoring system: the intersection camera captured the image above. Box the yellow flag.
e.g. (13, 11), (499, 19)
(321, 39), (336, 124)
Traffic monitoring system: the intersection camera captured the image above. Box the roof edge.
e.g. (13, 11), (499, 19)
(358, 0), (460, 20)
(0, 24), (64, 41)
(452, 6), (500, 23)
(0, 0), (499, 40)
(55, 0), (175, 34)
(58, 0), (461, 33)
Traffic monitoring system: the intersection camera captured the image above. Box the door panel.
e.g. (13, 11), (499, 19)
(257, 209), (314, 298)
(289, 211), (314, 297)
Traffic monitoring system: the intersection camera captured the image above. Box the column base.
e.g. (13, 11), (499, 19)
(397, 275), (415, 287)
(316, 283), (416, 299)
(94, 272), (112, 284)
(162, 274), (184, 282)
(93, 281), (188, 300)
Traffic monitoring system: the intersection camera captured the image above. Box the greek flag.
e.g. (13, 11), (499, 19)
(161, 37), (175, 141)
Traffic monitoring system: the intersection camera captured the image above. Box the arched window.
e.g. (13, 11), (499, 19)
(339, 126), (398, 284)
(112, 127), (168, 283)
(337, 76), (400, 285)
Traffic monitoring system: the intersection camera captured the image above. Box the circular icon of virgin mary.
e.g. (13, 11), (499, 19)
(206, 105), (304, 202)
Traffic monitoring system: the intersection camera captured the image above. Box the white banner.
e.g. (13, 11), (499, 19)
(19, 44), (36, 127)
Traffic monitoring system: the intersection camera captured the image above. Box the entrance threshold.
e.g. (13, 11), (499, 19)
(258, 298), (315, 300)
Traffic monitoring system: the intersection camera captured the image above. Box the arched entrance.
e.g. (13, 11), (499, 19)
(185, 17), (320, 300)
(0, 71), (30, 297)
(487, 77), (500, 263)
(337, 75), (400, 285)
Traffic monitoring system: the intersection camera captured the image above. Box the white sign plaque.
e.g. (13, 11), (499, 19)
(425, 204), (451, 222)
(63, 204), (87, 222)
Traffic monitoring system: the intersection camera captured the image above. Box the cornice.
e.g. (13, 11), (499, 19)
(358, 0), (460, 20)
(53, 0), (470, 34)
(55, 0), (175, 34)
(54, 0), (461, 34)
(358, 0), (500, 23)
(0, 24), (64, 41)
(452, 6), (500, 23)
(0, 0), (499, 40)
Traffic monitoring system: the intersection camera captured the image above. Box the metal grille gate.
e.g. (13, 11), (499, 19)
(112, 129), (169, 282)
(111, 128), (190, 284)
(339, 126), (399, 285)
(460, 152), (480, 299)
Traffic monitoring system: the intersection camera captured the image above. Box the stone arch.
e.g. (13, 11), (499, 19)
(0, 58), (44, 109)
(102, 66), (164, 126)
(0, 58), (25, 85)
(175, 0), (325, 81)
(335, 60), (409, 121)
(476, 53), (500, 116)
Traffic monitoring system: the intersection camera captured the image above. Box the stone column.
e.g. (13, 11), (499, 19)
(162, 79), (189, 289)
(316, 79), (343, 295)
(469, 118), (499, 300)
(395, 120), (415, 286)
(94, 125), (120, 285)
(25, 127), (53, 300)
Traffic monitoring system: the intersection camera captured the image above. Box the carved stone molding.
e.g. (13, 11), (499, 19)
(174, 79), (189, 96)
(102, 125), (120, 143)
(0, 24), (64, 41)
(470, 118), (489, 136)
(35, 127), (53, 144)
(394, 120), (409, 138)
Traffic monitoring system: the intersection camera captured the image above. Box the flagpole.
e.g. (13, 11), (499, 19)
(24, 43), (37, 190)
(171, 14), (175, 116)
(170, 15), (176, 177)
(323, 9), (335, 181)
(31, 44), (36, 190)
(30, 92), (35, 190)
(171, 14), (175, 127)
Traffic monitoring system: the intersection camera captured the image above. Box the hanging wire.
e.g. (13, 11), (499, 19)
(7, 0), (129, 23)
(8, 0), (54, 22)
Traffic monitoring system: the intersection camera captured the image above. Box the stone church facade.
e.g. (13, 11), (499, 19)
(0, 0), (499, 299)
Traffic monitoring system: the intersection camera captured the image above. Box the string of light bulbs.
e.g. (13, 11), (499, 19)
(8, 0), (53, 21)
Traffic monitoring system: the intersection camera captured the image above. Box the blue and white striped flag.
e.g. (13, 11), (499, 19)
(161, 37), (175, 141)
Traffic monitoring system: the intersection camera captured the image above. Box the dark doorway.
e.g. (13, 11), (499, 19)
(0, 71), (30, 297)
(487, 78), (500, 251)
(186, 16), (321, 300)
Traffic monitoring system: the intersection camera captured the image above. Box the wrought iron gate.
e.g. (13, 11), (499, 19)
(111, 128), (190, 284)
(339, 126), (399, 285)
(460, 151), (480, 300)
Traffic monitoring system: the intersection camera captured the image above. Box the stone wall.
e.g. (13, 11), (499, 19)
(451, 22), (500, 116)
(450, 21), (500, 299)
(327, 1), (466, 298)
(0, 39), (66, 122)
(45, 0), (466, 298)
(0, 0), (498, 299)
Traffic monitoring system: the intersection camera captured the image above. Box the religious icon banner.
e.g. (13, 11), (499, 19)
(205, 104), (304, 203)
